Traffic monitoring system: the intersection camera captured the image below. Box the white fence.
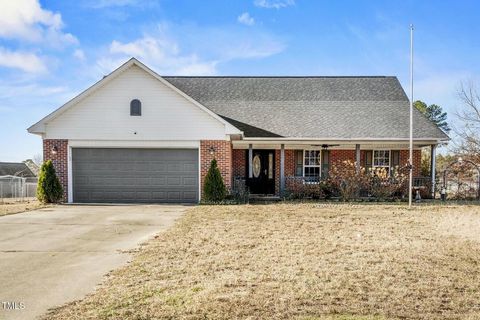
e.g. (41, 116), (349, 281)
(0, 175), (37, 201)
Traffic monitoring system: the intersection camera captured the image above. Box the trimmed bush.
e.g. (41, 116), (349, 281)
(37, 160), (63, 203)
(203, 159), (227, 202)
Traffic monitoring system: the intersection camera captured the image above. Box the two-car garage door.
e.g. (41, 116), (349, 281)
(72, 148), (198, 203)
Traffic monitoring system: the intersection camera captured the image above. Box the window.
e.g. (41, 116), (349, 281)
(304, 150), (321, 179)
(130, 99), (141, 116)
(373, 150), (390, 170)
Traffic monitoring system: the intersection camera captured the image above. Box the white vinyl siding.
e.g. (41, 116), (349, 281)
(45, 65), (227, 140)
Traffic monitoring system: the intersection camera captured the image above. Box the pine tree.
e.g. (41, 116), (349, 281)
(414, 100), (450, 133)
(37, 160), (63, 203)
(203, 159), (227, 202)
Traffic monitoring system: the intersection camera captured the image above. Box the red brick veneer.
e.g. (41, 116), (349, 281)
(43, 139), (68, 201)
(200, 140), (232, 197)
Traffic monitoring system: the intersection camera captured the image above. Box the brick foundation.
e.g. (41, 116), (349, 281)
(43, 139), (68, 202)
(200, 140), (232, 198)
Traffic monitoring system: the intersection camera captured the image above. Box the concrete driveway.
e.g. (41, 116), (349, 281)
(0, 205), (187, 320)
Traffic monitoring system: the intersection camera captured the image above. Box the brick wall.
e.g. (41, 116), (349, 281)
(274, 149), (295, 195)
(43, 139), (68, 201)
(232, 149), (246, 177)
(330, 150), (356, 166)
(400, 149), (421, 176)
(230, 148), (423, 196)
(200, 140), (232, 198)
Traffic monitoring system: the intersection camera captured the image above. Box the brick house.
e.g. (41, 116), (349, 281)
(28, 58), (448, 203)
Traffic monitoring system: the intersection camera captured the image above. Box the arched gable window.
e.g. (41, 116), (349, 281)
(130, 99), (141, 116)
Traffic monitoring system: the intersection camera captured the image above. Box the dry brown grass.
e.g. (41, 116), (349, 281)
(0, 198), (48, 216)
(45, 204), (480, 320)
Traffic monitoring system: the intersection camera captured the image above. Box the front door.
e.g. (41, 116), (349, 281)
(246, 150), (275, 194)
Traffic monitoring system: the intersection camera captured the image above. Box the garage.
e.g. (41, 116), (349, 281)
(72, 148), (198, 203)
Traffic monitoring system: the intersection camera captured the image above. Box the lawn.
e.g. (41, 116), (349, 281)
(0, 198), (47, 216)
(45, 204), (480, 320)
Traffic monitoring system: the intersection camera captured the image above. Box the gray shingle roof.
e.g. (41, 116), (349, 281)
(164, 76), (449, 140)
(0, 162), (36, 177)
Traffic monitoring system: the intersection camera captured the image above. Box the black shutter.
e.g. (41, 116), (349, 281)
(295, 150), (303, 176)
(321, 150), (330, 178)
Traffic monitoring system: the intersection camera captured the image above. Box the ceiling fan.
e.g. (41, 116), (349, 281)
(311, 144), (340, 150)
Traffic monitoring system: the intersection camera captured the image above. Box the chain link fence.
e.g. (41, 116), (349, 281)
(0, 175), (37, 202)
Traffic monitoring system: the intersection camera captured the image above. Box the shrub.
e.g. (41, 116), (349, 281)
(37, 160), (63, 203)
(369, 167), (408, 200)
(329, 160), (370, 201)
(285, 177), (326, 199)
(203, 159), (227, 202)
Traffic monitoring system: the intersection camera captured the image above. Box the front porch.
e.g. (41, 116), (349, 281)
(230, 139), (437, 198)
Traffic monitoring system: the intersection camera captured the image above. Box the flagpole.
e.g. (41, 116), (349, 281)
(408, 24), (414, 208)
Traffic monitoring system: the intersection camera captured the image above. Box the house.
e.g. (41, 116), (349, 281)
(28, 58), (448, 203)
(0, 162), (37, 180)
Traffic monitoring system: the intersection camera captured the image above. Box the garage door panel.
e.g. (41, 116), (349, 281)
(73, 148), (198, 203)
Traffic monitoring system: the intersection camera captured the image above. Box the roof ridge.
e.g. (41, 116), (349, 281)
(163, 76), (396, 79)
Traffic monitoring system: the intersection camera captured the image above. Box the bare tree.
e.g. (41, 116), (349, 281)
(455, 81), (480, 162)
(32, 153), (43, 165)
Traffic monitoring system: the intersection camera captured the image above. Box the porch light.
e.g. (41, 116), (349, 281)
(51, 146), (58, 155)
(208, 146), (216, 155)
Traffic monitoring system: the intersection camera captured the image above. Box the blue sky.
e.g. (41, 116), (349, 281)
(1, 0), (479, 161)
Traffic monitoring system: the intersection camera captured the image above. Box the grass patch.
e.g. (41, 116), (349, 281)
(0, 199), (48, 216)
(45, 204), (480, 319)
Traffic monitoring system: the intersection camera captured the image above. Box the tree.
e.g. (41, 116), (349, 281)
(203, 159), (227, 202)
(37, 160), (63, 203)
(455, 81), (480, 162)
(414, 100), (450, 133)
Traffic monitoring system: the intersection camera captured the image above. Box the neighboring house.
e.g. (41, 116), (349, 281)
(0, 162), (37, 181)
(23, 159), (40, 176)
(28, 58), (448, 203)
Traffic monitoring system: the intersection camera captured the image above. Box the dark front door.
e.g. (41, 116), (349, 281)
(246, 150), (275, 194)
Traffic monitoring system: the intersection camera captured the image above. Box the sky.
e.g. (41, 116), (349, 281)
(1, 0), (479, 162)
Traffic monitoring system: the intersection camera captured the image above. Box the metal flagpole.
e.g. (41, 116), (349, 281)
(408, 24), (414, 208)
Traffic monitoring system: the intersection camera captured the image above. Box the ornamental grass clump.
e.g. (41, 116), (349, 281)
(203, 159), (227, 202)
(36, 160), (63, 203)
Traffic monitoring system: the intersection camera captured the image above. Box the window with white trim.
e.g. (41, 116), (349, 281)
(304, 150), (321, 178)
(373, 150), (390, 170)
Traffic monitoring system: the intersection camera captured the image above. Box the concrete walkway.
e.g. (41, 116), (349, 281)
(0, 205), (187, 320)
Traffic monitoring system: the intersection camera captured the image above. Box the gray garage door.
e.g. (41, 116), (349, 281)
(72, 148), (198, 203)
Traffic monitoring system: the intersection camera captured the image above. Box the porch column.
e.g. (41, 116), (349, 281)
(280, 144), (285, 196)
(430, 144), (437, 199)
(355, 144), (361, 174)
(248, 144), (253, 178)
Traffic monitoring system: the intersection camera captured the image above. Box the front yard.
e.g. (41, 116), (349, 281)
(46, 204), (480, 319)
(0, 198), (47, 216)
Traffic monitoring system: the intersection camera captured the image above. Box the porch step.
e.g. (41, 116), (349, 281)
(249, 195), (282, 204)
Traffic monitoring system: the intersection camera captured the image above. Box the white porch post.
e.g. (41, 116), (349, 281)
(248, 144), (253, 178)
(430, 144), (437, 199)
(280, 144), (285, 196)
(355, 144), (361, 174)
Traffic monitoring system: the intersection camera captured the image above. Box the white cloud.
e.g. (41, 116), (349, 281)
(254, 0), (295, 9)
(73, 49), (86, 61)
(97, 23), (286, 76)
(0, 47), (46, 73)
(238, 12), (255, 26)
(0, 0), (77, 46)
(98, 31), (218, 76)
